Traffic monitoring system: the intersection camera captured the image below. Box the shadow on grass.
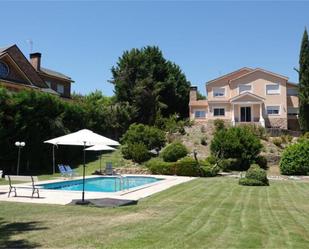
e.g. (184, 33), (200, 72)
(0, 217), (48, 248)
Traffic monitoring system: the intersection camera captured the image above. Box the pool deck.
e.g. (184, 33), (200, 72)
(0, 175), (195, 205)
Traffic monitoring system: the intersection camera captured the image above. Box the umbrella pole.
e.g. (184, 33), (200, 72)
(100, 154), (102, 173)
(77, 142), (89, 205)
(52, 145), (55, 175)
(82, 142), (86, 202)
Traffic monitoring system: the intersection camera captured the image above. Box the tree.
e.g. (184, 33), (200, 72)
(298, 29), (309, 132)
(210, 126), (262, 170)
(110, 46), (191, 124)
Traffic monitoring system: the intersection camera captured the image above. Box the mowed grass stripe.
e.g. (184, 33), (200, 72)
(276, 183), (309, 246)
(177, 181), (241, 248)
(111, 179), (225, 249)
(1, 178), (309, 249)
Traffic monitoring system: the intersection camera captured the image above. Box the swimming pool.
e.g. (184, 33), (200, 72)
(38, 176), (161, 192)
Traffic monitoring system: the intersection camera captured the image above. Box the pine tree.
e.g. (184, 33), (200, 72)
(298, 28), (309, 132)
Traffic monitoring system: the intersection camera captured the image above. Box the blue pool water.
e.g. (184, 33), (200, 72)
(38, 176), (161, 192)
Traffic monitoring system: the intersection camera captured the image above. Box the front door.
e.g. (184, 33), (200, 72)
(240, 106), (251, 122)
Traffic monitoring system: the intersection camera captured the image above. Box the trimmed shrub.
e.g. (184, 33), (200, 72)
(161, 142), (188, 162)
(146, 158), (174, 175)
(254, 155), (268, 170)
(124, 143), (151, 163)
(239, 164), (269, 186)
(199, 160), (220, 177)
(280, 139), (309, 175)
(239, 178), (267, 186)
(210, 126), (263, 170)
(214, 119), (225, 131)
(175, 157), (200, 176)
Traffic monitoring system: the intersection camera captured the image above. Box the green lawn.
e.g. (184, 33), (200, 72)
(1, 177), (309, 248)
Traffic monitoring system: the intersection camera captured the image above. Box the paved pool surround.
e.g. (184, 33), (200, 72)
(0, 175), (194, 205)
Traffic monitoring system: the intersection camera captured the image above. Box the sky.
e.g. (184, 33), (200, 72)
(1, 1), (309, 96)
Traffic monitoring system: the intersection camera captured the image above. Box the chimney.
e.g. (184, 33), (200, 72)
(30, 52), (41, 71)
(190, 86), (197, 101)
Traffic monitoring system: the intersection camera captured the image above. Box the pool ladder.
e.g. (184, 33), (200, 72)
(115, 175), (129, 191)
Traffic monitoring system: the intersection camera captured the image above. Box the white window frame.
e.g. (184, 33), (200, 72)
(213, 107), (225, 117)
(266, 83), (280, 95)
(194, 110), (206, 119)
(287, 107), (299, 116)
(287, 88), (298, 96)
(238, 84), (252, 94)
(57, 84), (64, 94)
(213, 87), (225, 97)
(266, 105), (280, 115)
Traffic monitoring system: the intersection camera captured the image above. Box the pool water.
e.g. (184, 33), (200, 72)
(38, 176), (161, 192)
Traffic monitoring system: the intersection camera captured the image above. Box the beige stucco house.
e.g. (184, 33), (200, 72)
(189, 67), (299, 130)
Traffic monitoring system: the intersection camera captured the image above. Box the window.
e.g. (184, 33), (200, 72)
(213, 87), (225, 97)
(213, 108), (225, 116)
(266, 106), (280, 115)
(46, 81), (51, 88)
(287, 88), (298, 96)
(57, 84), (64, 94)
(287, 107), (299, 116)
(239, 84), (252, 94)
(195, 110), (206, 118)
(266, 84), (280, 95)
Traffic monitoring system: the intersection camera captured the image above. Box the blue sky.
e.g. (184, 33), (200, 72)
(2, 1), (309, 96)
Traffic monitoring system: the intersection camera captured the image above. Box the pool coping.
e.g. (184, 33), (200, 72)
(0, 174), (195, 205)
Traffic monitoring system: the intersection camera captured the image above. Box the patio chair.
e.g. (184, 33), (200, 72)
(105, 162), (115, 175)
(64, 165), (78, 177)
(58, 164), (69, 177)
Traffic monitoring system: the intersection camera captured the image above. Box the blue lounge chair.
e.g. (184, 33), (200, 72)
(58, 164), (69, 177)
(64, 165), (78, 177)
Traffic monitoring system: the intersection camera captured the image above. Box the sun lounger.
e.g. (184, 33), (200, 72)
(6, 175), (40, 198)
(58, 164), (69, 177)
(64, 165), (78, 177)
(105, 162), (115, 175)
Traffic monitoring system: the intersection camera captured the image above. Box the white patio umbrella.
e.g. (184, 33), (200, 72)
(44, 129), (119, 205)
(85, 144), (116, 172)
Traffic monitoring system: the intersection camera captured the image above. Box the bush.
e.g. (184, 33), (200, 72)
(239, 164), (269, 186)
(175, 157), (200, 176)
(281, 134), (293, 144)
(121, 123), (166, 150)
(199, 160), (220, 177)
(254, 155), (268, 169)
(240, 124), (267, 140)
(200, 136), (207, 146)
(210, 126), (262, 170)
(123, 143), (151, 163)
(121, 145), (131, 159)
(146, 158), (174, 175)
(218, 158), (240, 171)
(272, 137), (283, 147)
(213, 119), (225, 131)
(161, 142), (188, 162)
(239, 178), (268, 186)
(280, 140), (309, 175)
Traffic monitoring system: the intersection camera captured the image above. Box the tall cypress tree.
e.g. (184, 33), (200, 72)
(298, 28), (309, 132)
